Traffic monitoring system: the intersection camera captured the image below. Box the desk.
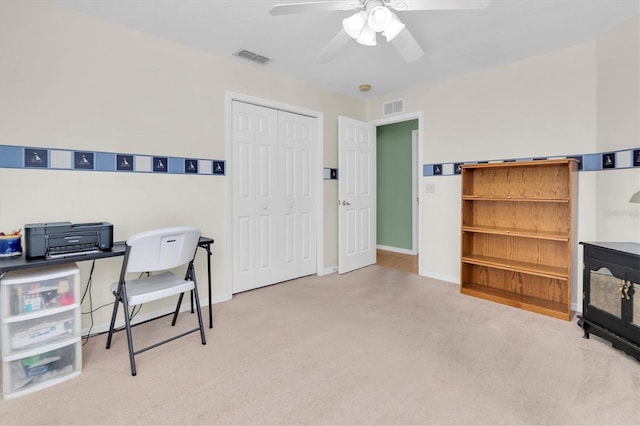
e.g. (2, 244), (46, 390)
(0, 236), (214, 328)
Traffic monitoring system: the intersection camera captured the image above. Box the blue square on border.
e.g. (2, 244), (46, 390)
(94, 152), (114, 171)
(0, 145), (23, 168)
(582, 154), (601, 171)
(634, 150), (640, 167)
(432, 164), (442, 175)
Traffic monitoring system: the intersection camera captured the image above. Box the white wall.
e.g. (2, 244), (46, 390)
(0, 0), (363, 331)
(368, 40), (598, 282)
(366, 16), (639, 311)
(595, 17), (640, 242)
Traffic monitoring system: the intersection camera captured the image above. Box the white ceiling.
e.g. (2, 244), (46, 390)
(53, 0), (639, 100)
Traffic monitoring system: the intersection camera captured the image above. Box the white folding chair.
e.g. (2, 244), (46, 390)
(105, 227), (206, 376)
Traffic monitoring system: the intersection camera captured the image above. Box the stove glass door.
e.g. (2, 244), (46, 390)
(589, 267), (622, 319)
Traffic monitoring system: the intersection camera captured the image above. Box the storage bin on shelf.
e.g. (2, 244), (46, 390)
(0, 263), (81, 399)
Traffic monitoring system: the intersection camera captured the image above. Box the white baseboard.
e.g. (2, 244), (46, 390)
(319, 266), (338, 276)
(419, 270), (459, 284)
(572, 303), (581, 314)
(376, 245), (416, 255)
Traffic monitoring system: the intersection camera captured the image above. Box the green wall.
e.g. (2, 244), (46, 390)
(376, 119), (418, 250)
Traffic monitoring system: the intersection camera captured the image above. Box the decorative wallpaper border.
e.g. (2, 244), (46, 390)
(0, 145), (225, 176)
(323, 168), (338, 180)
(423, 148), (640, 176)
(3, 145), (637, 179)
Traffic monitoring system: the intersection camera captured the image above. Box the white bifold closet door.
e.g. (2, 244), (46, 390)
(232, 101), (317, 293)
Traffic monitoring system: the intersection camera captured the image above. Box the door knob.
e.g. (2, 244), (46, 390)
(619, 280), (625, 299)
(341, 200), (351, 206)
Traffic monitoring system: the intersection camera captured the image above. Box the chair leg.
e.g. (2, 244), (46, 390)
(171, 293), (184, 326)
(106, 284), (122, 349)
(185, 262), (195, 313)
(191, 283), (207, 345)
(105, 281), (137, 375)
(186, 262), (206, 344)
(121, 295), (137, 376)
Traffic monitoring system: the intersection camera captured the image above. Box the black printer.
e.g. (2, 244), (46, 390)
(25, 222), (113, 259)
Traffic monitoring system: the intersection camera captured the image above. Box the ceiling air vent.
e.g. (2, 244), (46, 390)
(235, 49), (271, 65)
(383, 99), (404, 116)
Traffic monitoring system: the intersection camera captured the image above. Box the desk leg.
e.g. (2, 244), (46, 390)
(206, 246), (212, 328)
(196, 242), (213, 329)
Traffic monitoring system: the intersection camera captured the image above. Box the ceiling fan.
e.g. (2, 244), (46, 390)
(270, 0), (491, 63)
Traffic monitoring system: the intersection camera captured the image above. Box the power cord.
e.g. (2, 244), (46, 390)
(80, 260), (99, 345)
(80, 263), (145, 344)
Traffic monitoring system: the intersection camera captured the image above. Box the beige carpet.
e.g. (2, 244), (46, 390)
(1, 265), (639, 425)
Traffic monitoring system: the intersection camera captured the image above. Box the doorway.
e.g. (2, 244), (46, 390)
(372, 113), (423, 275)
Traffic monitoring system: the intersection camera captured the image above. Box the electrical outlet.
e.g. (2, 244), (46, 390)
(424, 182), (435, 193)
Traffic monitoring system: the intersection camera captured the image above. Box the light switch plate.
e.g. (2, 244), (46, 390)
(424, 182), (435, 193)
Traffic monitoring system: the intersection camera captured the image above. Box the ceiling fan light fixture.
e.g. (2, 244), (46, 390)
(367, 5), (392, 32)
(342, 11), (367, 39)
(356, 24), (377, 46)
(382, 13), (405, 42)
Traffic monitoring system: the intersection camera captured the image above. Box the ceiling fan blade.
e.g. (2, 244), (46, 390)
(315, 29), (352, 62)
(387, 0), (491, 11)
(390, 26), (424, 62)
(270, 1), (363, 15)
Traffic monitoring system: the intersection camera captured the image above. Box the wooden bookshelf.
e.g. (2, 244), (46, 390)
(460, 159), (578, 320)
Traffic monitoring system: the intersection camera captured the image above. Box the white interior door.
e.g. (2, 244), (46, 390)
(232, 101), (279, 292)
(232, 101), (317, 293)
(412, 129), (419, 254)
(278, 110), (317, 282)
(338, 116), (376, 274)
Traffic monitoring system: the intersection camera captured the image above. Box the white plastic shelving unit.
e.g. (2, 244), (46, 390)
(1, 263), (81, 399)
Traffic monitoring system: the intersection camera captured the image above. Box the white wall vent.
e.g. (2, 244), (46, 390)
(235, 49), (271, 65)
(383, 99), (404, 116)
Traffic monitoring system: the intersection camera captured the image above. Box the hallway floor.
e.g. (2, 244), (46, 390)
(376, 249), (418, 274)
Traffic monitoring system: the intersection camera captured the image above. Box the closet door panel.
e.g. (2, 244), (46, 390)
(232, 102), (317, 293)
(279, 111), (317, 281)
(232, 101), (279, 292)
(232, 103), (256, 292)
